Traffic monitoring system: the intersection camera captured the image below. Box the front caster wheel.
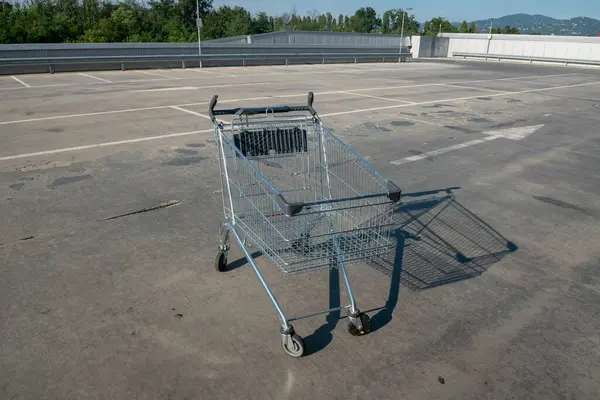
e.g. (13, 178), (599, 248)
(215, 251), (227, 272)
(282, 333), (305, 358)
(348, 313), (371, 336)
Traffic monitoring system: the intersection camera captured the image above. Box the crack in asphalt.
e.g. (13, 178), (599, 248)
(100, 200), (182, 221)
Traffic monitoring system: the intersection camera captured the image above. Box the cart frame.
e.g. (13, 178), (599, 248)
(209, 92), (401, 357)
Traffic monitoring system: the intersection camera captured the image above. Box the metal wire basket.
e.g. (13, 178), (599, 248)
(210, 92), (401, 356)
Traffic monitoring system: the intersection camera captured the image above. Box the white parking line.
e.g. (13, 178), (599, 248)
(0, 105), (167, 125)
(134, 86), (198, 92)
(343, 91), (415, 104)
(0, 83), (82, 91)
(0, 129), (212, 161)
(321, 80), (600, 118)
(132, 81), (270, 93)
(388, 114), (444, 127)
(11, 76), (30, 88)
(0, 85), (405, 126)
(138, 70), (179, 79)
(0, 70), (578, 92)
(78, 72), (112, 83)
(503, 78), (563, 87)
(473, 73), (580, 83)
(170, 106), (212, 120)
(0, 83), (274, 126)
(439, 83), (506, 92)
(0, 73), (590, 127)
(187, 68), (237, 77)
(390, 136), (499, 165)
(2, 76), (597, 162)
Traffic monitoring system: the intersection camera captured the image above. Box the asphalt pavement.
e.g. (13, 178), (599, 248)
(1, 59), (600, 399)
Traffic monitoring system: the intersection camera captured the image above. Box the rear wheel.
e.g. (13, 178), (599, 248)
(348, 313), (371, 336)
(215, 251), (227, 272)
(282, 333), (305, 357)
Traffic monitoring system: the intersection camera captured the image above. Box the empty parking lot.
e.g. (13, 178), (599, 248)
(1, 59), (600, 399)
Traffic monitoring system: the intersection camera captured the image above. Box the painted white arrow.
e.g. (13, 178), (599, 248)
(482, 124), (545, 140)
(390, 124), (544, 166)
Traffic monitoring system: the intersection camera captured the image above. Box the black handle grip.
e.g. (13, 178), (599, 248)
(209, 95), (219, 122)
(386, 181), (402, 202)
(307, 92), (316, 115)
(209, 92), (317, 121)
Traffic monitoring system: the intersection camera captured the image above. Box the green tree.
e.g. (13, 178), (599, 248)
(202, 6), (250, 39)
(381, 9), (418, 35)
(178, 0), (212, 29)
(317, 14), (326, 31)
(268, 16), (275, 31)
(108, 1), (144, 42)
(79, 0), (100, 31)
(490, 25), (519, 34)
(144, 0), (186, 42)
(4, 2), (508, 44)
(423, 17), (458, 36)
(351, 7), (379, 33)
(325, 12), (333, 30)
(0, 1), (16, 43)
(227, 8), (251, 37)
(251, 11), (270, 34)
(23, 0), (62, 42)
(468, 21), (478, 33)
(459, 20), (468, 33)
(502, 25), (520, 34)
(344, 15), (350, 32)
(290, 13), (299, 29)
(382, 11), (390, 33)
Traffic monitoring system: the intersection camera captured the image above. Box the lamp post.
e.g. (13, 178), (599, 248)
(400, 7), (413, 55)
(196, 0), (202, 66)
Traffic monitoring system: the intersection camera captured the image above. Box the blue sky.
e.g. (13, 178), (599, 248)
(212, 0), (599, 22)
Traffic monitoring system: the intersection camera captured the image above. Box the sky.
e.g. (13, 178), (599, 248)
(211, 0), (599, 22)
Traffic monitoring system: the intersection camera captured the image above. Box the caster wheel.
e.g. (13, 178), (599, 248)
(348, 313), (371, 336)
(282, 333), (305, 358)
(215, 251), (227, 272)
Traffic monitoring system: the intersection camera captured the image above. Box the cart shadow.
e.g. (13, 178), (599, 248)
(227, 248), (341, 355)
(303, 265), (341, 356)
(368, 187), (518, 332)
(226, 251), (262, 271)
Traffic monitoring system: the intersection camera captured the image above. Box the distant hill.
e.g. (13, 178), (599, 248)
(452, 14), (600, 36)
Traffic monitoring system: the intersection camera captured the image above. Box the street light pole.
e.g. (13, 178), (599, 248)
(400, 13), (405, 43)
(196, 0), (202, 66)
(399, 7), (413, 58)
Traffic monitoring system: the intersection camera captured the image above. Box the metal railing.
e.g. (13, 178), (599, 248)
(452, 52), (600, 66)
(0, 51), (412, 75)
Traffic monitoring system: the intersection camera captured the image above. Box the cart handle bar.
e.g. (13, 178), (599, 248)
(209, 92), (317, 122)
(275, 181), (401, 217)
(275, 182), (401, 216)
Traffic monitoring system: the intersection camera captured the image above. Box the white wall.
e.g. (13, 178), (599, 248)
(441, 33), (600, 62)
(410, 36), (450, 58)
(446, 34), (489, 55)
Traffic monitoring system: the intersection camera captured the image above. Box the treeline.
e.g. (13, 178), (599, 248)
(425, 18), (520, 35)
(0, 0), (518, 44)
(457, 20), (520, 34)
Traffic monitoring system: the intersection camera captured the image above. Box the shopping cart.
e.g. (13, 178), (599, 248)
(209, 92), (401, 357)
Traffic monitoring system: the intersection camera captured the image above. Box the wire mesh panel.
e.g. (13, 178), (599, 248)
(216, 115), (397, 275)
